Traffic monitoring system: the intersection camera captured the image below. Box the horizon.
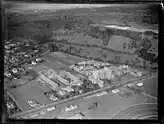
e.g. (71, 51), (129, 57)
(4, 2), (147, 12)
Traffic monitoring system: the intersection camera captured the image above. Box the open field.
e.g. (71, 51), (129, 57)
(54, 42), (148, 68)
(8, 79), (53, 111)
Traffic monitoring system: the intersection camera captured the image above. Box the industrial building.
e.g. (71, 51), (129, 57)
(39, 69), (69, 86)
(88, 77), (104, 88)
(38, 74), (58, 90)
(92, 67), (113, 80)
(59, 70), (79, 82)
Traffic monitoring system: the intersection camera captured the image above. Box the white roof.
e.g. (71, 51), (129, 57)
(112, 89), (120, 93)
(62, 86), (74, 92)
(136, 82), (143, 87)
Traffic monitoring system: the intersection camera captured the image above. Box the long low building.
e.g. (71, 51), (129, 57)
(59, 70), (78, 81)
(39, 74), (58, 90)
(39, 69), (69, 86)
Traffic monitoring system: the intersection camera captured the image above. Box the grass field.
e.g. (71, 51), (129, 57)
(8, 79), (53, 111)
(55, 42), (146, 67)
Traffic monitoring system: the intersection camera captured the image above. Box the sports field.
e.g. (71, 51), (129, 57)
(8, 79), (53, 111)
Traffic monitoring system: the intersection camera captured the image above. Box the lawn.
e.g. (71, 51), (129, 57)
(107, 35), (134, 53)
(8, 79), (53, 111)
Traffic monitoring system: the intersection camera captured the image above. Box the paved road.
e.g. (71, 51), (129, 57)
(11, 75), (156, 117)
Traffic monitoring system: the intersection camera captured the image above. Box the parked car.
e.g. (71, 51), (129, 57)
(35, 58), (42, 62)
(65, 104), (78, 112)
(112, 89), (120, 94)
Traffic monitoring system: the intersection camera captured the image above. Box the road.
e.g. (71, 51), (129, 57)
(10, 73), (157, 118)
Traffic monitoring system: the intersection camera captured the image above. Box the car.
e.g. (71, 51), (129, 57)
(24, 54), (30, 58)
(31, 61), (37, 65)
(112, 89), (120, 93)
(28, 99), (40, 108)
(136, 82), (143, 87)
(65, 104), (78, 112)
(34, 50), (39, 53)
(35, 58), (42, 62)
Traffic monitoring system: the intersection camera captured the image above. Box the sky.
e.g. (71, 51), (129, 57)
(4, 2), (147, 12)
(4, 3), (113, 12)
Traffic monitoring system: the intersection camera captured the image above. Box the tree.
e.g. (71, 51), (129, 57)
(114, 55), (120, 63)
(123, 42), (127, 49)
(125, 60), (130, 64)
(93, 83), (100, 90)
(48, 43), (54, 52)
(102, 54), (107, 58)
(131, 40), (138, 48)
(28, 69), (39, 79)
